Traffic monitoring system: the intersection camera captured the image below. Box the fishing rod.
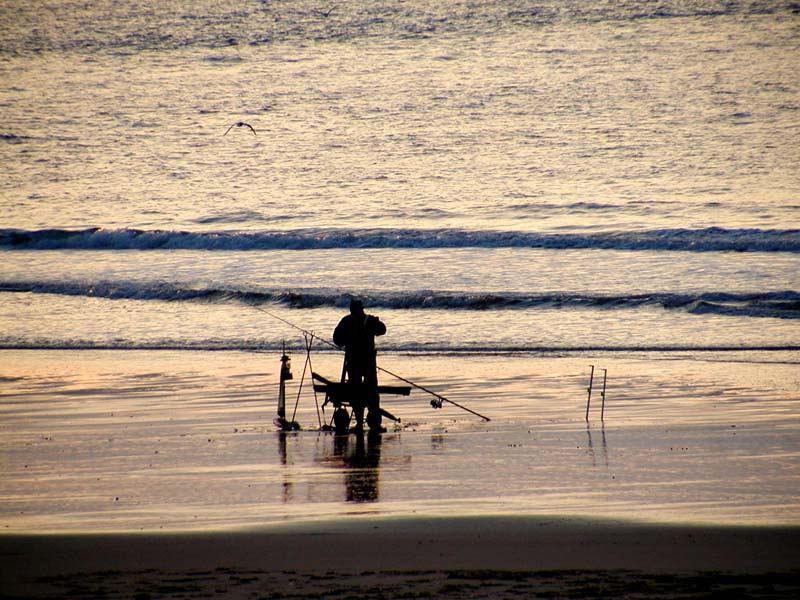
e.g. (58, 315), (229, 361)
(373, 365), (490, 421)
(243, 300), (491, 422)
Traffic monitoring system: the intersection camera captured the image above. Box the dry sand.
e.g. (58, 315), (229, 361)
(2, 516), (799, 598)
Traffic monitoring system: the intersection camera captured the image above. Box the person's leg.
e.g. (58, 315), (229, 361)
(347, 364), (365, 430)
(364, 355), (382, 430)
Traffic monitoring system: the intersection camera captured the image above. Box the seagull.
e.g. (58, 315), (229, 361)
(224, 121), (257, 136)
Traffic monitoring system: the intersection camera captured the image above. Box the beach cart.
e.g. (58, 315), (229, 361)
(312, 372), (410, 433)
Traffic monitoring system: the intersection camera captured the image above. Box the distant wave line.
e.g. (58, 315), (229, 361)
(2, 226), (799, 253)
(2, 280), (799, 319)
(1, 2), (776, 55)
(2, 341), (798, 355)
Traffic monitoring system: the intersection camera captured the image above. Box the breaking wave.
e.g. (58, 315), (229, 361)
(3, 280), (799, 319)
(1, 340), (798, 355)
(2, 227), (799, 253)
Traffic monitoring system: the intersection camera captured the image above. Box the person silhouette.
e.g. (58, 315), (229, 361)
(333, 299), (386, 429)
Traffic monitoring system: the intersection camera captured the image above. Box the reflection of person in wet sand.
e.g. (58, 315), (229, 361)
(333, 299), (386, 430)
(334, 431), (382, 502)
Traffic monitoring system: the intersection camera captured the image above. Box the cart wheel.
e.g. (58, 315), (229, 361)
(366, 409), (383, 431)
(333, 408), (350, 433)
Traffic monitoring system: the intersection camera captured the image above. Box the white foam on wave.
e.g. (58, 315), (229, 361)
(2, 279), (798, 319)
(2, 226), (799, 253)
(1, 339), (799, 355)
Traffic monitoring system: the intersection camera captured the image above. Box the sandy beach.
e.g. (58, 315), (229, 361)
(2, 516), (800, 598)
(2, 349), (800, 597)
(3, 1), (799, 597)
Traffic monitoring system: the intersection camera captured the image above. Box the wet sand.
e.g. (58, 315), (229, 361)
(2, 516), (800, 598)
(3, 350), (800, 531)
(2, 349), (800, 596)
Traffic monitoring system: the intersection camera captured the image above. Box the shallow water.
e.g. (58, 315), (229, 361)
(2, 246), (799, 352)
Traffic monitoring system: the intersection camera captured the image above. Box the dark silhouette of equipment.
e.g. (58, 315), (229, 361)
(254, 300), (490, 431)
(274, 345), (300, 431)
(312, 372), (408, 434)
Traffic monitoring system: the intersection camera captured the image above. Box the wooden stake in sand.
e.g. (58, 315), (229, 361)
(586, 366), (608, 422)
(600, 368), (608, 421)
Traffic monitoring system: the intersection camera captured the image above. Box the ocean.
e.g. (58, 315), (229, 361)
(1, 1), (799, 532)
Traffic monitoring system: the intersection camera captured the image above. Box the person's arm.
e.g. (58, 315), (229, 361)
(333, 317), (349, 347)
(367, 315), (386, 337)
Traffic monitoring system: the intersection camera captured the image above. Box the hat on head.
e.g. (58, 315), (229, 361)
(349, 298), (364, 314)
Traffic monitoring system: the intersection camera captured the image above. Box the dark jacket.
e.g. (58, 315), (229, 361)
(333, 313), (386, 358)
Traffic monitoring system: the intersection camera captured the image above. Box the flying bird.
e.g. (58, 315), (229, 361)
(224, 121), (257, 136)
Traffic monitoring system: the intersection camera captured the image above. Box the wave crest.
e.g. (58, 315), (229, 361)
(2, 226), (799, 253)
(3, 280), (798, 319)
(0, 340), (797, 355)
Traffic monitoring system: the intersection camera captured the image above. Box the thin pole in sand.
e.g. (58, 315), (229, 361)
(585, 365), (595, 421)
(600, 368), (607, 422)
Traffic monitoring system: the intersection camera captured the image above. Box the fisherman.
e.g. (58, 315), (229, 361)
(333, 299), (386, 429)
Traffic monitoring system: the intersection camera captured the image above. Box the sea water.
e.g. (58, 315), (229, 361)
(1, 1), (799, 532)
(1, 1), (799, 354)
